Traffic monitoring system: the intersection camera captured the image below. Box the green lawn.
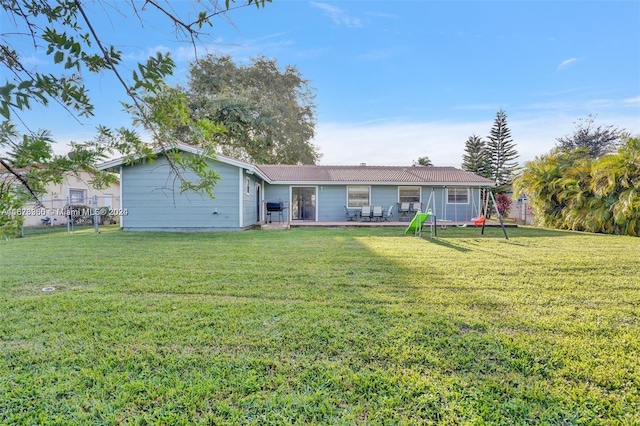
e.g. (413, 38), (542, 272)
(1, 226), (638, 425)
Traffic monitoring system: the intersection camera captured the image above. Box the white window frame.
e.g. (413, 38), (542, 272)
(398, 186), (421, 203)
(347, 186), (370, 209)
(245, 177), (251, 195)
(446, 187), (469, 204)
(68, 188), (87, 205)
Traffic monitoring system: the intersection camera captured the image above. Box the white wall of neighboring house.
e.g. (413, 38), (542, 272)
(22, 171), (120, 227)
(509, 195), (534, 225)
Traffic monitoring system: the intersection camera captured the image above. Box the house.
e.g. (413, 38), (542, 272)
(98, 142), (494, 231)
(23, 170), (121, 227)
(509, 194), (535, 225)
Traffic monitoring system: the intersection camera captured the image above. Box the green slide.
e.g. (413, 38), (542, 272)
(405, 210), (431, 235)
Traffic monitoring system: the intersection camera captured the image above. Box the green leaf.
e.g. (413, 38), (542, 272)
(0, 102), (10, 119)
(17, 81), (32, 90)
(53, 51), (64, 64)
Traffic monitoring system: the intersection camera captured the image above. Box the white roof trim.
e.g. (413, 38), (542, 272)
(97, 142), (271, 182)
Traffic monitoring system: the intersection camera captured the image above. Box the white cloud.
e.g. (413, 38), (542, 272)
(557, 57), (583, 71)
(16, 54), (48, 67)
(624, 96), (640, 104)
(315, 120), (485, 167)
(313, 111), (640, 168)
(310, 2), (363, 28)
(364, 12), (399, 19)
(123, 33), (295, 64)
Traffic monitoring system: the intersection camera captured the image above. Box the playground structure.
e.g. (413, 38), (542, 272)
(405, 188), (508, 240)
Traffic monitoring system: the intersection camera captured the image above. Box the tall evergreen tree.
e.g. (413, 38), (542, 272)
(487, 109), (519, 187)
(461, 134), (490, 178)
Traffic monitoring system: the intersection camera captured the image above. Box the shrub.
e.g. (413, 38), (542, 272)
(495, 193), (512, 218)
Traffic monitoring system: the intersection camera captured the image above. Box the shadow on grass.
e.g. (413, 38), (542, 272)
(433, 225), (577, 239)
(425, 237), (471, 252)
(341, 232), (580, 423)
(1, 227), (632, 424)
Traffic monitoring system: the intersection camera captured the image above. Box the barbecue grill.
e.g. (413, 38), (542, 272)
(266, 201), (285, 223)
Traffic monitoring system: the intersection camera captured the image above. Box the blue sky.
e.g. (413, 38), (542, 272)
(5, 0), (640, 166)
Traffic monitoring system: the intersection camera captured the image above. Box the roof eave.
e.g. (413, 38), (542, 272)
(263, 180), (495, 186)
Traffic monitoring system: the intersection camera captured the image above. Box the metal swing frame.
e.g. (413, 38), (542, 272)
(428, 187), (508, 240)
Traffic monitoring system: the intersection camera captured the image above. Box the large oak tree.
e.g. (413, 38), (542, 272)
(184, 55), (320, 164)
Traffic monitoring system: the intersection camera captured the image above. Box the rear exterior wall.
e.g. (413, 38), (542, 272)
(121, 157), (252, 231)
(263, 184), (483, 222)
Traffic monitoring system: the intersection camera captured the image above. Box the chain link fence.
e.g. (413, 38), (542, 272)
(18, 195), (122, 237)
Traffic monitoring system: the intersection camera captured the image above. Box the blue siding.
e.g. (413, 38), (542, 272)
(318, 186), (344, 221)
(431, 187), (483, 221)
(263, 185), (289, 220)
(263, 184), (482, 222)
(121, 156), (252, 231)
(371, 186), (398, 218)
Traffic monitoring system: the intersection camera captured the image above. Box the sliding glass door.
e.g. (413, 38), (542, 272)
(291, 187), (316, 221)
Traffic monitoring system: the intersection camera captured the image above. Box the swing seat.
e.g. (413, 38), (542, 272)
(472, 216), (486, 227)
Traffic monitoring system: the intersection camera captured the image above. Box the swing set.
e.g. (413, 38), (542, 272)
(405, 186), (509, 240)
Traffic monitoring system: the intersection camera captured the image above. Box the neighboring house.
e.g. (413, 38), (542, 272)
(98, 142), (494, 232)
(509, 194), (535, 225)
(21, 170), (120, 227)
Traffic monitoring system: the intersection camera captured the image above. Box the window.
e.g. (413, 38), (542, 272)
(347, 186), (370, 208)
(447, 188), (469, 204)
(398, 186), (421, 203)
(245, 177), (251, 195)
(69, 188), (86, 204)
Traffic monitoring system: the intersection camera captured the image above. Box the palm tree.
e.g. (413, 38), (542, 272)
(590, 137), (640, 236)
(516, 137), (640, 236)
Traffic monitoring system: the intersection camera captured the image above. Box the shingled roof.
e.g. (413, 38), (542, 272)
(97, 142), (494, 186)
(256, 164), (494, 186)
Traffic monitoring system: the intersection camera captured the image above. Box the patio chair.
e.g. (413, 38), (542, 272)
(372, 205), (383, 221)
(383, 205), (394, 221)
(411, 202), (422, 213)
(344, 206), (358, 221)
(398, 202), (410, 220)
(360, 205), (372, 221)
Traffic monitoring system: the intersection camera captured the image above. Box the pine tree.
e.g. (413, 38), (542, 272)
(487, 109), (518, 187)
(461, 134), (490, 178)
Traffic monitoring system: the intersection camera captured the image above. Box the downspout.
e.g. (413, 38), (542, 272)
(238, 168), (243, 229)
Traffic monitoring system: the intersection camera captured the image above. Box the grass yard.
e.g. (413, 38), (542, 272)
(1, 226), (639, 425)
